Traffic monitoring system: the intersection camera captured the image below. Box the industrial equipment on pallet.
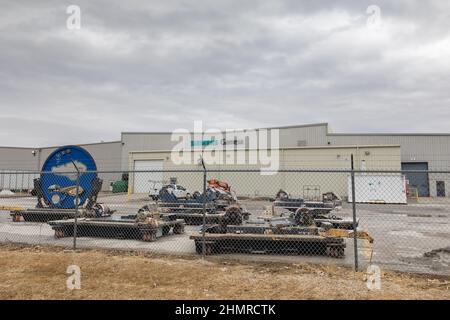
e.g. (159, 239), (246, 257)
(274, 189), (342, 212)
(149, 179), (249, 225)
(190, 206), (372, 258)
(9, 146), (113, 222)
(272, 189), (352, 229)
(48, 205), (185, 242)
(11, 203), (114, 223)
(157, 202), (248, 225)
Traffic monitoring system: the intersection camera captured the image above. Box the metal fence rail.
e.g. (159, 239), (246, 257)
(0, 168), (449, 276)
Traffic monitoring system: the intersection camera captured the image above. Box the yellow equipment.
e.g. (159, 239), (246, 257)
(0, 205), (24, 212)
(320, 228), (374, 243)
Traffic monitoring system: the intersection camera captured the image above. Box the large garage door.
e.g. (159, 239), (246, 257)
(402, 162), (429, 197)
(133, 160), (163, 194)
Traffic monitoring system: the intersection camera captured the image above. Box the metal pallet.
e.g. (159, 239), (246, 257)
(11, 208), (81, 223)
(48, 217), (185, 242)
(190, 232), (346, 258)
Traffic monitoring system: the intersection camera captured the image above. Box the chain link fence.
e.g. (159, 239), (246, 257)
(0, 168), (449, 276)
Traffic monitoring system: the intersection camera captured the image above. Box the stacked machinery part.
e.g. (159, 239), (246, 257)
(273, 189), (353, 229)
(191, 207), (372, 258)
(153, 181), (247, 225)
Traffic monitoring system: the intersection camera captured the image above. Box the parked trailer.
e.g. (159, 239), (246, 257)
(48, 217), (185, 242)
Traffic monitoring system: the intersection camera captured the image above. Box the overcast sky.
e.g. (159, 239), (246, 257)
(1, 1), (450, 147)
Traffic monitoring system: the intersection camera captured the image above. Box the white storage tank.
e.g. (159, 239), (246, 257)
(348, 173), (407, 204)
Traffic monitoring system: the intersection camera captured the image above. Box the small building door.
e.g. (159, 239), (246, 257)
(436, 181), (446, 197)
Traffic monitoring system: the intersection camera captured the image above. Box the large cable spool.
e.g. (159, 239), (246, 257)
(38, 146), (100, 209)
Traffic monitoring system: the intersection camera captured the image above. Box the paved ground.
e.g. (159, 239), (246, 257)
(0, 194), (449, 276)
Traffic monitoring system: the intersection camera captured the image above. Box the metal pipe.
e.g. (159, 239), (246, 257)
(351, 154), (358, 271)
(201, 157), (207, 258)
(71, 160), (81, 251)
(37, 149), (42, 172)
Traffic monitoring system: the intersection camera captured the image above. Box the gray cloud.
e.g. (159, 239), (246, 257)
(1, 0), (450, 146)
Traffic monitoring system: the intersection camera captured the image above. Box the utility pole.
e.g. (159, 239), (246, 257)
(71, 160), (80, 250)
(351, 154), (359, 271)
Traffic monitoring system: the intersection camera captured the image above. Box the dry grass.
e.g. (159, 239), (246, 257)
(0, 243), (449, 300)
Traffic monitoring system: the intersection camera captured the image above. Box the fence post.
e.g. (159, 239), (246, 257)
(71, 161), (81, 251)
(351, 154), (359, 271)
(201, 158), (207, 258)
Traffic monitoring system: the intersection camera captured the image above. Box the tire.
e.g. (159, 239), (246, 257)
(193, 191), (201, 200)
(223, 206), (243, 226)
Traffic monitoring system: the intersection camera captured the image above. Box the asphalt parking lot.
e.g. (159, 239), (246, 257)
(0, 194), (449, 276)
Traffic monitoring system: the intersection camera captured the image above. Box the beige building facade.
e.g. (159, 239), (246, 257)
(128, 145), (401, 198)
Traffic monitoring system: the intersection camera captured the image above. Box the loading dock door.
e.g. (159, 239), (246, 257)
(401, 162), (429, 197)
(133, 160), (163, 194)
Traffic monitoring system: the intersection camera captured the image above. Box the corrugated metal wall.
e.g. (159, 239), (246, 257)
(0, 147), (39, 171)
(120, 124), (330, 170)
(128, 146), (401, 198)
(328, 134), (450, 196)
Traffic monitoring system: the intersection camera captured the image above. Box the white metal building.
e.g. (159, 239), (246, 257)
(1, 123), (449, 197)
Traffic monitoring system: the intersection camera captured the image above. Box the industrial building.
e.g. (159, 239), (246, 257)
(1, 123), (449, 197)
(128, 145), (401, 199)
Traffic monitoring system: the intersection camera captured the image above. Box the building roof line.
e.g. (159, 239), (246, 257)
(0, 140), (122, 150)
(328, 133), (450, 137)
(0, 146), (36, 150)
(121, 123), (329, 135)
(39, 140), (122, 149)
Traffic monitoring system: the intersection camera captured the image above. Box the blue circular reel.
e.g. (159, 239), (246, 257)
(40, 146), (98, 209)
